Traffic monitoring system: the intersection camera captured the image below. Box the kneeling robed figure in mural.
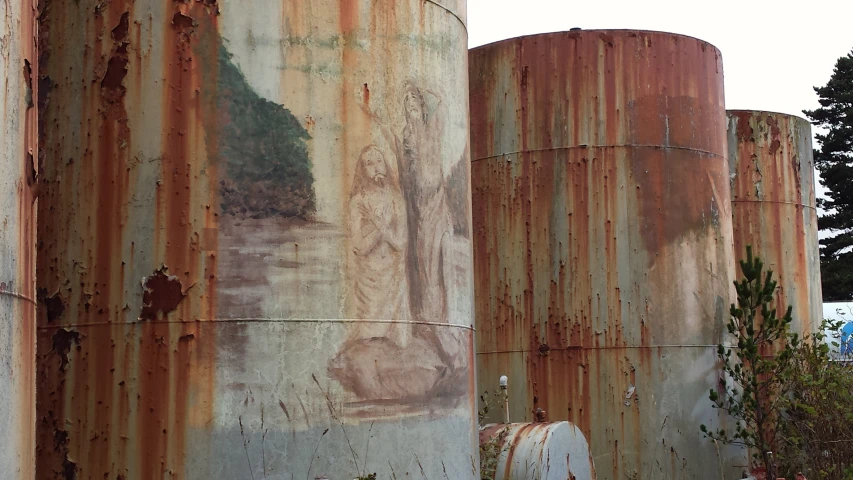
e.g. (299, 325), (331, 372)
(329, 81), (469, 411)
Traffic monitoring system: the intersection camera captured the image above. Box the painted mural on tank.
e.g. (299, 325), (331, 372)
(214, 90), (471, 414)
(209, 46), (472, 418)
(328, 82), (471, 415)
(207, 0), (474, 430)
(169, 4), (475, 422)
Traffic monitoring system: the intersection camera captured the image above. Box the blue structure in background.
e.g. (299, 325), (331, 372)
(841, 321), (853, 356)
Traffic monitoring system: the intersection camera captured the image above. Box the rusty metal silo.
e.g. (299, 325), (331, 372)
(470, 30), (745, 479)
(36, 1), (476, 479)
(728, 111), (822, 336)
(0, 0), (38, 477)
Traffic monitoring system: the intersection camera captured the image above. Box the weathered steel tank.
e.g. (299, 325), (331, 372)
(728, 111), (821, 336)
(36, 1), (476, 479)
(479, 422), (597, 480)
(470, 30), (746, 479)
(0, 0), (38, 477)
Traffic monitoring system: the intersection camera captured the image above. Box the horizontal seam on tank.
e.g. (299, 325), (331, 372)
(731, 199), (816, 210)
(472, 144), (725, 162)
(477, 344), (735, 354)
(37, 318), (476, 330)
(423, 0), (468, 33)
(0, 290), (37, 305)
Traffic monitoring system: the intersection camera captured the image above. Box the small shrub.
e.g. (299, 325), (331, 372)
(478, 390), (510, 480)
(702, 246), (853, 478)
(701, 245), (796, 477)
(777, 319), (853, 480)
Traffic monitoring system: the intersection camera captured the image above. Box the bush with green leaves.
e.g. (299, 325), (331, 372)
(478, 390), (509, 480)
(776, 319), (853, 480)
(702, 245), (853, 479)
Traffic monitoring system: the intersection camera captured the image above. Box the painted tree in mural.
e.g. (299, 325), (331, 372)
(215, 44), (316, 219)
(803, 49), (853, 302)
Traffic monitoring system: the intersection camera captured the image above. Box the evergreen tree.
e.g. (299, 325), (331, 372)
(702, 246), (797, 478)
(804, 49), (853, 301)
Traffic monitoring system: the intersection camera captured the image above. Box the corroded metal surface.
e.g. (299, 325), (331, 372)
(1, 0), (38, 477)
(480, 422), (596, 480)
(36, 1), (476, 479)
(728, 111), (821, 336)
(470, 30), (746, 479)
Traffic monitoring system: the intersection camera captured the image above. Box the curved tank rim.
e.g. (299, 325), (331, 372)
(469, 29), (722, 57)
(727, 109), (812, 124)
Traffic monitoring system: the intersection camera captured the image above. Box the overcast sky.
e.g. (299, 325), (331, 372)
(467, 0), (853, 308)
(468, 0), (853, 200)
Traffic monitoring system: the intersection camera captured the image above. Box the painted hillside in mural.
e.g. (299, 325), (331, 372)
(214, 43), (316, 219)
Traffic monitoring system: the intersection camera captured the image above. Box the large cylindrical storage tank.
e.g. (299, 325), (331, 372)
(470, 31), (745, 479)
(728, 111), (821, 336)
(36, 1), (476, 479)
(0, 0), (38, 476)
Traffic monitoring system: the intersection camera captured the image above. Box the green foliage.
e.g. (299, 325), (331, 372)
(478, 390), (509, 480)
(479, 427), (508, 480)
(478, 390), (503, 425)
(702, 246), (853, 478)
(803, 49), (853, 302)
(701, 246), (796, 476)
(777, 319), (853, 480)
(215, 43), (316, 219)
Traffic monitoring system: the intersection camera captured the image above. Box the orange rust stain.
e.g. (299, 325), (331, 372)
(467, 330), (477, 421)
(337, 0), (360, 205)
(502, 423), (536, 478)
(767, 114), (782, 155)
(732, 110), (755, 142)
(36, 0), (220, 477)
(141, 0), (220, 476)
(80, 2), (133, 473)
(16, 0), (39, 476)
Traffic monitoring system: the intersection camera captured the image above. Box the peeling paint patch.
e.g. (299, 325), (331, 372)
(139, 269), (185, 320)
(171, 12), (195, 33)
(51, 328), (80, 370)
(24, 59), (34, 107)
(26, 152), (37, 189)
(52, 426), (78, 480)
(101, 12), (130, 101)
(733, 111), (754, 142)
(62, 457), (77, 480)
(38, 288), (65, 323)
